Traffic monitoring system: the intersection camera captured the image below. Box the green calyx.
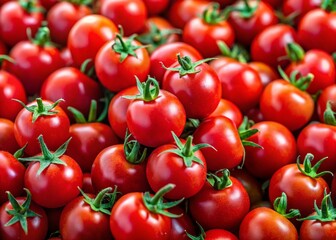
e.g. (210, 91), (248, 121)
(278, 66), (314, 92)
(161, 132), (211, 168)
(321, 0), (336, 12)
(80, 59), (95, 77)
(233, 0), (260, 19)
(207, 169), (233, 190)
(136, 23), (182, 54)
(18, 135), (71, 175)
(323, 101), (336, 126)
(286, 43), (305, 62)
(202, 3), (232, 24)
(14, 98), (63, 123)
(297, 153), (333, 179)
(162, 54), (214, 77)
(67, 0), (92, 6)
(298, 189), (336, 222)
(142, 184), (184, 218)
(123, 131), (147, 164)
(29, 26), (53, 47)
(0, 55), (15, 67)
(273, 192), (301, 219)
(186, 222), (206, 240)
(79, 187), (119, 215)
(123, 76), (160, 102)
(181, 118), (200, 139)
(19, 0), (45, 13)
(5, 188), (41, 235)
(68, 99), (108, 123)
(217, 40), (250, 63)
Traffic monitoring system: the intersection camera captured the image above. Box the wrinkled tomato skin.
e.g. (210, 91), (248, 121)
(110, 192), (172, 240)
(24, 155), (83, 208)
(0, 198), (48, 240)
(239, 207), (298, 240)
(0, 119), (19, 154)
(91, 144), (150, 195)
(300, 216), (336, 240)
(0, 151), (25, 204)
(60, 195), (113, 240)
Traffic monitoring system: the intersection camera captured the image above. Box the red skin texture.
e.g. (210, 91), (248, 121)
(228, 0), (278, 46)
(282, 0), (322, 25)
(239, 207), (298, 240)
(0, 119), (20, 154)
(3, 41), (65, 96)
(298, 9), (336, 54)
(60, 195), (113, 240)
(91, 144), (150, 195)
(95, 39), (150, 92)
(269, 163), (330, 217)
(285, 49), (335, 94)
(45, 207), (63, 234)
(24, 155), (83, 208)
(316, 84), (336, 123)
(209, 57), (238, 74)
(260, 79), (314, 131)
(169, 206), (196, 240)
(67, 14), (117, 67)
(244, 121), (297, 180)
(0, 70), (27, 121)
(249, 61), (279, 88)
(0, 197), (48, 240)
(183, 17), (235, 58)
(13, 100), (71, 156)
(217, 62), (263, 113)
(193, 116), (244, 171)
(142, 0), (169, 16)
(189, 176), (250, 231)
(126, 90), (186, 148)
(67, 123), (120, 173)
(251, 24), (298, 69)
(0, 1), (44, 47)
(204, 229), (238, 240)
(110, 192), (172, 240)
(0, 151), (25, 204)
(300, 217), (336, 240)
(47, 2), (92, 46)
(40, 67), (103, 121)
(150, 42), (203, 84)
(162, 62), (222, 119)
(82, 173), (94, 194)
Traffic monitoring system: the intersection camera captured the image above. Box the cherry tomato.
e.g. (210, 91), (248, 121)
(316, 84), (336, 123)
(0, 119), (20, 154)
(282, 0), (322, 25)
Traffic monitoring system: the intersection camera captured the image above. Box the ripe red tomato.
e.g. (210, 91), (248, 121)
(169, 206), (196, 240)
(249, 61), (279, 88)
(316, 84), (336, 123)
(282, 0), (322, 25)
(0, 119), (20, 154)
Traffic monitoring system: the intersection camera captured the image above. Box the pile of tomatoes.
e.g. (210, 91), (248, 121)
(1, 0), (336, 239)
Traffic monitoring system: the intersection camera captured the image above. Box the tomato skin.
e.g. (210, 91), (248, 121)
(3, 41), (65, 96)
(189, 176), (250, 231)
(47, 1), (92, 46)
(0, 151), (25, 204)
(244, 121), (297, 179)
(217, 62), (263, 113)
(150, 42), (203, 84)
(298, 9), (336, 54)
(95, 39), (150, 92)
(249, 61), (279, 88)
(282, 0), (322, 25)
(316, 84), (336, 123)
(285, 50), (335, 94)
(162, 61), (222, 119)
(193, 116), (244, 171)
(260, 80), (314, 131)
(13, 100), (71, 156)
(204, 229), (238, 240)
(239, 207), (298, 240)
(228, 0), (278, 46)
(300, 218), (336, 240)
(0, 119), (19, 154)
(24, 155), (83, 208)
(110, 192), (172, 240)
(126, 90), (186, 148)
(82, 173), (94, 194)
(169, 206), (196, 240)
(183, 17), (235, 58)
(269, 163), (330, 217)
(0, 70), (27, 121)
(67, 14), (117, 67)
(251, 24), (298, 69)
(142, 0), (169, 16)
(91, 144), (150, 194)
(0, 197), (48, 240)
(146, 143), (207, 199)
(0, 1), (44, 47)
(60, 195), (113, 240)
(98, 0), (147, 36)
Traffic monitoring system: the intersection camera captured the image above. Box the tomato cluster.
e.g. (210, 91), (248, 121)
(1, 0), (336, 239)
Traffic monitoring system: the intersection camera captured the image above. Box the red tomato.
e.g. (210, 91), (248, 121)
(95, 34), (150, 92)
(316, 84), (336, 123)
(142, 0), (169, 16)
(228, 0), (278, 46)
(0, 119), (19, 154)
(0, 0), (44, 46)
(282, 0), (322, 25)
(162, 55), (222, 119)
(249, 61), (279, 88)
(67, 14), (117, 67)
(47, 1), (92, 46)
(82, 173), (94, 194)
(244, 121), (297, 179)
(169, 206), (196, 240)
(188, 228), (238, 240)
(21, 135), (83, 208)
(0, 189), (48, 240)
(0, 151), (25, 204)
(14, 98), (70, 156)
(189, 169), (250, 231)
